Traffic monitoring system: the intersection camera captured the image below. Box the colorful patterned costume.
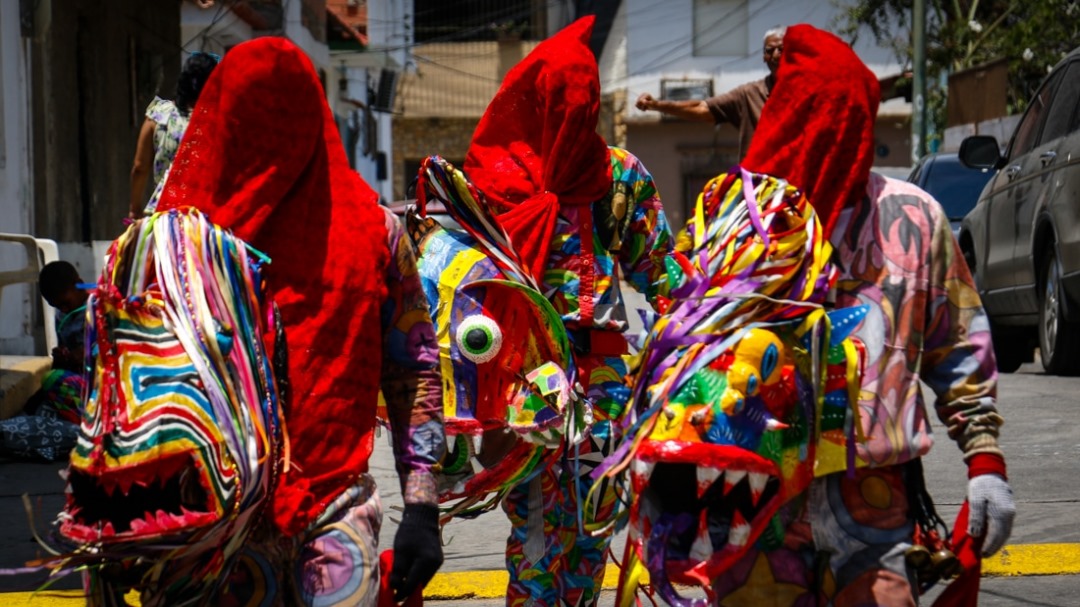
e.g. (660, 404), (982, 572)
(495, 147), (671, 607)
(54, 38), (445, 606)
(445, 19), (672, 606)
(701, 172), (1007, 606)
(411, 146), (670, 604)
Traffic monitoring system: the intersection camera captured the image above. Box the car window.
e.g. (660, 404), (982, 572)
(1008, 68), (1064, 159)
(922, 161), (993, 220)
(1036, 60), (1080, 144)
(1040, 61), (1080, 145)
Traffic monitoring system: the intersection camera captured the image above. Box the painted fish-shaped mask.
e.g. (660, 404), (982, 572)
(611, 171), (867, 606)
(409, 157), (587, 514)
(59, 210), (283, 604)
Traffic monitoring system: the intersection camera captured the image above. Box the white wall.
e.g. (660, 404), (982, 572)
(598, 0), (628, 92)
(343, 0), (414, 201)
(284, 0), (330, 77)
(942, 114), (1021, 153)
(0, 3), (39, 354)
(368, 0), (412, 71)
(343, 68), (384, 199)
(180, 1), (254, 56)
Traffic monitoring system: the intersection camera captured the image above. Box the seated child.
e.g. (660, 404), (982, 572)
(40, 260), (89, 375)
(0, 261), (88, 461)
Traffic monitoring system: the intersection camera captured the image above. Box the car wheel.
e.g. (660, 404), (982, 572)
(1039, 249), (1080, 375)
(990, 325), (1026, 373)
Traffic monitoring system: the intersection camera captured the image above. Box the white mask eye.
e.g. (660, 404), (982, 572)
(455, 315), (502, 363)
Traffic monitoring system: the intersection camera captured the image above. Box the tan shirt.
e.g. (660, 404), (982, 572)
(705, 75), (773, 158)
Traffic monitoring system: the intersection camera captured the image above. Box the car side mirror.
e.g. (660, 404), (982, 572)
(958, 135), (1003, 170)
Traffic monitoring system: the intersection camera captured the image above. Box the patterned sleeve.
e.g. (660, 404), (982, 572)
(610, 148), (673, 308)
(145, 96), (172, 125)
(379, 207), (446, 505)
(920, 197), (1004, 460)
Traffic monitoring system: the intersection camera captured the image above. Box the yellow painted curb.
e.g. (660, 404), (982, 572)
(410, 565), (628, 600)
(0, 590), (94, 606)
(982, 543), (1080, 577)
(4, 543), (1078, 603)
(424, 569), (508, 599)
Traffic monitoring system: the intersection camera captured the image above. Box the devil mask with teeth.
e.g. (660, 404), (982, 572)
(59, 209), (284, 605)
(609, 170), (867, 606)
(407, 156), (588, 517)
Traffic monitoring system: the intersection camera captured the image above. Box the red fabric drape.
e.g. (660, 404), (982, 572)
(464, 16), (612, 282)
(156, 37), (389, 536)
(741, 24), (880, 240)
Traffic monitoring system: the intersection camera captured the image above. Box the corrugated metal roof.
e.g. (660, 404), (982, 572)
(396, 40), (540, 118)
(326, 0), (368, 46)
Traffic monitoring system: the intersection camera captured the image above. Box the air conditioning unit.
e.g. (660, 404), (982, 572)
(372, 68), (398, 113)
(661, 78), (714, 102)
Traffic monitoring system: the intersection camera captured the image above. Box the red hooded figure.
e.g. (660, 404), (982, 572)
(705, 24), (1012, 607)
(740, 24), (880, 240)
(157, 36), (444, 604)
(157, 35), (388, 537)
(452, 16), (674, 607)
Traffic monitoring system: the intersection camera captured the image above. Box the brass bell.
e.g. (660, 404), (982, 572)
(930, 548), (962, 580)
(905, 544), (932, 572)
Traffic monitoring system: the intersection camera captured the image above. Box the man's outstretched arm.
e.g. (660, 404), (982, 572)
(635, 93), (714, 122)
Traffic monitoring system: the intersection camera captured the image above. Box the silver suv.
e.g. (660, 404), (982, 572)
(959, 46), (1080, 375)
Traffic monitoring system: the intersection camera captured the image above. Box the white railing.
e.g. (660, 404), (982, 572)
(0, 233), (60, 353)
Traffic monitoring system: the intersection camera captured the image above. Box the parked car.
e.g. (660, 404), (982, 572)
(906, 152), (994, 237)
(958, 45), (1080, 375)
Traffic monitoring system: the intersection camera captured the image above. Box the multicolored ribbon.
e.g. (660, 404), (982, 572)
(54, 208), (285, 605)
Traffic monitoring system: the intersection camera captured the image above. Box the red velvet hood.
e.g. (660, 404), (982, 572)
(464, 16), (612, 282)
(741, 24), (881, 239)
(156, 36), (389, 536)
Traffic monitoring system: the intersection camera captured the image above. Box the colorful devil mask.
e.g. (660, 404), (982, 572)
(607, 170), (867, 606)
(409, 156), (588, 516)
(59, 210), (283, 605)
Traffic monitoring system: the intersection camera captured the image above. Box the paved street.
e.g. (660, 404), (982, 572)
(2, 354), (1078, 603)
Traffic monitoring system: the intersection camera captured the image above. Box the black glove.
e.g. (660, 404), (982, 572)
(389, 503), (443, 602)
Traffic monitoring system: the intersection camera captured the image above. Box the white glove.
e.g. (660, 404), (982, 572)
(967, 473), (1015, 557)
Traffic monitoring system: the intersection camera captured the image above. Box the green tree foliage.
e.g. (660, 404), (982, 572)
(833, 0), (1079, 127)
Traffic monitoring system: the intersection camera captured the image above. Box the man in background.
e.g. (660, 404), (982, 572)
(635, 26), (784, 157)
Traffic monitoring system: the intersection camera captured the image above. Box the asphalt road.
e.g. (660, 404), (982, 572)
(2, 355), (1077, 603)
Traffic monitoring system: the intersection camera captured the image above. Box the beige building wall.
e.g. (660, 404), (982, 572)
(392, 117), (477, 201)
(625, 122), (742, 231)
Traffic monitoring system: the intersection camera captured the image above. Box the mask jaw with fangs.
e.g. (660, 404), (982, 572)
(611, 170), (867, 606)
